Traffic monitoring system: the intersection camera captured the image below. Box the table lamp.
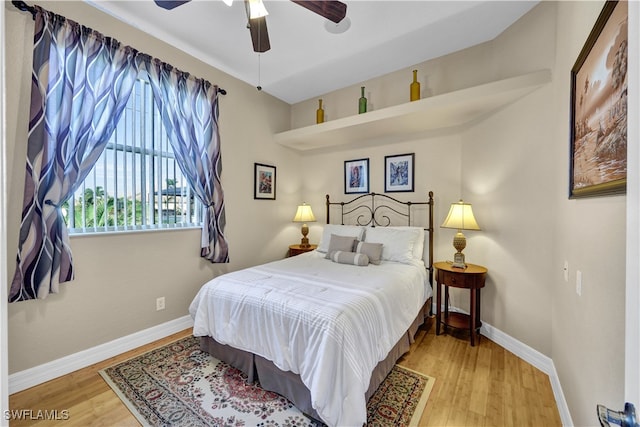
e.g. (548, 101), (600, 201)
(440, 200), (481, 268)
(293, 203), (316, 248)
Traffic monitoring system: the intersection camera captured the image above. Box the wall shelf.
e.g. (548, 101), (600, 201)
(274, 70), (552, 151)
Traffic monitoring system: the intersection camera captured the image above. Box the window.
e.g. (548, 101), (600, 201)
(63, 74), (203, 234)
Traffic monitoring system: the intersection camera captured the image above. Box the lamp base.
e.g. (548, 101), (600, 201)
(451, 251), (466, 269)
(300, 224), (310, 248)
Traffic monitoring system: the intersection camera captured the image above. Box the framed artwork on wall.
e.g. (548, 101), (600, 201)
(344, 158), (369, 194)
(385, 153), (414, 192)
(569, 0), (627, 198)
(254, 163), (276, 200)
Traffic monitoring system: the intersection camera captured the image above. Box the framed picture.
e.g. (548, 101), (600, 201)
(344, 158), (369, 194)
(569, 1), (627, 198)
(254, 163), (276, 200)
(385, 153), (414, 192)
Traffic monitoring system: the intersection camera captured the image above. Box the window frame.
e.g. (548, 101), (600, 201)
(65, 74), (203, 235)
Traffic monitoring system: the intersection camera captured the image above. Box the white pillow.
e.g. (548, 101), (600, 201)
(387, 226), (425, 261)
(317, 225), (365, 253)
(363, 226), (423, 264)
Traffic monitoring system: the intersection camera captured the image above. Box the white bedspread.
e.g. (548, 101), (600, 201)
(189, 251), (431, 427)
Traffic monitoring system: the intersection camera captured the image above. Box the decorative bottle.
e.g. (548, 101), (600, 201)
(316, 99), (324, 124)
(410, 69), (420, 102)
(358, 86), (367, 114)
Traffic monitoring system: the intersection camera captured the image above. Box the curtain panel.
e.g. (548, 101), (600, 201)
(10, 7), (140, 302)
(10, 6), (229, 302)
(142, 59), (229, 263)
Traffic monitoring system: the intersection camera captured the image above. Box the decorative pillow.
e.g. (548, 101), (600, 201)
(327, 250), (370, 266)
(355, 241), (383, 265)
(324, 234), (357, 258)
(317, 225), (365, 253)
(363, 226), (423, 265)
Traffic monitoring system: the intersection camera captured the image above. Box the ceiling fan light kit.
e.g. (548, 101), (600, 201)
(154, 0), (348, 54)
(248, 0), (268, 19)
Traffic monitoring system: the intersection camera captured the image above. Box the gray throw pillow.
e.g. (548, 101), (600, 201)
(324, 234), (357, 259)
(327, 250), (370, 266)
(355, 241), (383, 265)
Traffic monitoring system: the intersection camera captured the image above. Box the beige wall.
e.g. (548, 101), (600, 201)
(5, 1), (630, 424)
(293, 1), (559, 354)
(293, 1), (626, 424)
(300, 135), (461, 257)
(5, 1), (298, 373)
(551, 2), (626, 424)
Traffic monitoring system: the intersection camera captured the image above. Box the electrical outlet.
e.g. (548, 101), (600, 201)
(156, 297), (165, 311)
(563, 260), (569, 282)
(576, 271), (582, 296)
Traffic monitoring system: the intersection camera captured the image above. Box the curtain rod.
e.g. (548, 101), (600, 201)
(10, 0), (228, 96)
(11, 1), (36, 19)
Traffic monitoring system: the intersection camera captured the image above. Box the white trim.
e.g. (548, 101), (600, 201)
(433, 303), (573, 426)
(626, 0), (640, 409)
(0, 2), (8, 425)
(8, 315), (194, 394)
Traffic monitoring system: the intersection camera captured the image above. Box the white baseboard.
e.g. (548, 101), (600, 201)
(431, 302), (573, 426)
(9, 315), (194, 394)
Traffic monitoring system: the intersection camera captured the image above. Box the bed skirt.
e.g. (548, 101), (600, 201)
(198, 297), (431, 423)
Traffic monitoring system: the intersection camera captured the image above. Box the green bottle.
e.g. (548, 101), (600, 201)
(358, 86), (367, 114)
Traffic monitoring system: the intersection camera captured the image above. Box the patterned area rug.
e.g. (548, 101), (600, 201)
(100, 336), (434, 426)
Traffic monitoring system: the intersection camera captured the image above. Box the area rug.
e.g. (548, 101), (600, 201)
(100, 336), (434, 426)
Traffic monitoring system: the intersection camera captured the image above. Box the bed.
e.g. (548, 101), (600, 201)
(189, 191), (434, 426)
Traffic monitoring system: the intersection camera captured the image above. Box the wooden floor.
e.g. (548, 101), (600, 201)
(9, 319), (562, 426)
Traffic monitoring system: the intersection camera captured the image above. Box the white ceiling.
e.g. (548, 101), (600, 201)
(86, 0), (539, 104)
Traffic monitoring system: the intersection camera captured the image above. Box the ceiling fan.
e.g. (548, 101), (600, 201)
(153, 0), (348, 53)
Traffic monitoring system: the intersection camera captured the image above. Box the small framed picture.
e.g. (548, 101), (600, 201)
(254, 163), (276, 200)
(344, 158), (369, 194)
(385, 153), (414, 193)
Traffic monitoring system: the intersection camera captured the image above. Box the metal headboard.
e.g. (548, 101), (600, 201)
(325, 191), (435, 288)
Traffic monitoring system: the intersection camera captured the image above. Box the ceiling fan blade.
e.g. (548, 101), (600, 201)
(244, 0), (271, 53)
(248, 16), (271, 52)
(153, 0), (191, 10)
(291, 0), (347, 23)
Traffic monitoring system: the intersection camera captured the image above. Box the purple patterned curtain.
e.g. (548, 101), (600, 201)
(9, 7), (139, 301)
(142, 59), (229, 263)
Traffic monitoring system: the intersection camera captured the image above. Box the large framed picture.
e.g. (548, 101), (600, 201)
(385, 153), (414, 193)
(344, 158), (369, 194)
(569, 0), (627, 198)
(254, 163), (276, 200)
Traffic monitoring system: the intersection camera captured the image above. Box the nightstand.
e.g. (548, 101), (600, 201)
(288, 244), (317, 257)
(434, 261), (488, 346)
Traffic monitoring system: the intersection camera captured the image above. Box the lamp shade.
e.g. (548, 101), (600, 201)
(441, 200), (480, 231)
(293, 204), (316, 223)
